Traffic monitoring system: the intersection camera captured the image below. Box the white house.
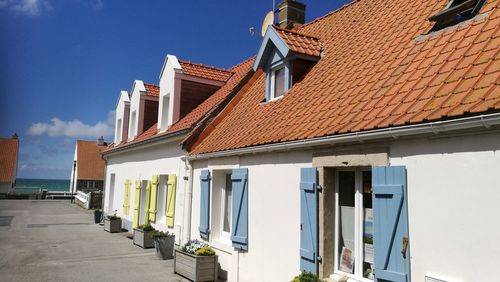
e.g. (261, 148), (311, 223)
(184, 0), (500, 281)
(69, 138), (108, 193)
(102, 55), (254, 245)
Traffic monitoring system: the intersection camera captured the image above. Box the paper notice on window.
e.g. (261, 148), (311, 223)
(364, 243), (374, 264)
(340, 246), (354, 274)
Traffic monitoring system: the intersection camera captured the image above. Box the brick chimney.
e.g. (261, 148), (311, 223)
(278, 0), (306, 29)
(97, 136), (105, 146)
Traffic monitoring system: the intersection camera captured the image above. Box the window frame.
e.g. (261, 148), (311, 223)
(220, 172), (232, 240)
(333, 167), (374, 282)
(270, 65), (286, 101)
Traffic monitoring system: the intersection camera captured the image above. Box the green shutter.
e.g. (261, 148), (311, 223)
(166, 174), (177, 227)
(132, 180), (141, 229)
(149, 175), (159, 221)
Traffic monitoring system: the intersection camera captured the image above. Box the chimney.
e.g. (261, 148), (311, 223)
(97, 136), (105, 146)
(278, 0), (306, 30)
(12, 133), (18, 139)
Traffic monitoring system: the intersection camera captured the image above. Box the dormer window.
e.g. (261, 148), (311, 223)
(253, 25), (322, 102)
(271, 66), (286, 100)
(429, 0), (486, 31)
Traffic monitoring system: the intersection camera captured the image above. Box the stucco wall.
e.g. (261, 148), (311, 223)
(104, 140), (187, 244)
(128, 81), (145, 140)
(390, 132), (500, 282)
(191, 151), (313, 282)
(158, 55), (181, 132)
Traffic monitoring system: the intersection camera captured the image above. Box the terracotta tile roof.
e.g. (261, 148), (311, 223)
(0, 138), (19, 183)
(274, 26), (322, 57)
(144, 83), (160, 97)
(178, 60), (233, 82)
(190, 0), (500, 155)
(77, 140), (106, 180)
(103, 58), (255, 153)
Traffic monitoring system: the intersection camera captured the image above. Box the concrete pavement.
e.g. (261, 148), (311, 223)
(0, 200), (189, 282)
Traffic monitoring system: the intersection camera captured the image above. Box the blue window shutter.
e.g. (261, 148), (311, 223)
(372, 166), (410, 282)
(300, 167), (318, 274)
(231, 168), (248, 251)
(199, 170), (211, 239)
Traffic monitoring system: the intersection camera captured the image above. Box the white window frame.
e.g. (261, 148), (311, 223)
(220, 172), (232, 240)
(333, 168), (374, 282)
(270, 65), (286, 101)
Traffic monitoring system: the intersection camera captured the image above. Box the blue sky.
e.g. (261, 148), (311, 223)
(0, 0), (351, 180)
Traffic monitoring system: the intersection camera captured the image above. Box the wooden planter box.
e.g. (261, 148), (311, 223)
(133, 228), (154, 249)
(154, 236), (175, 260)
(104, 218), (121, 233)
(174, 249), (218, 282)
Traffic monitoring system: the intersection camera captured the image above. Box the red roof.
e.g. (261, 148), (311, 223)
(0, 138), (19, 183)
(77, 140), (106, 180)
(274, 26), (322, 57)
(178, 60), (233, 82)
(190, 0), (500, 155)
(144, 83), (160, 97)
(103, 58), (255, 153)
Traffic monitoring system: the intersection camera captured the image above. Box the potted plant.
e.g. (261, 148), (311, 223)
(174, 239), (218, 282)
(153, 230), (175, 260)
(291, 271), (324, 282)
(104, 210), (121, 233)
(133, 223), (155, 248)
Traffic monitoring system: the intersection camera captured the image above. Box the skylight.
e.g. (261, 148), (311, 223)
(429, 0), (486, 31)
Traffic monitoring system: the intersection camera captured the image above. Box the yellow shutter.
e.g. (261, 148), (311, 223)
(166, 174), (177, 227)
(149, 175), (159, 221)
(144, 180), (152, 224)
(132, 180), (141, 229)
(123, 179), (131, 215)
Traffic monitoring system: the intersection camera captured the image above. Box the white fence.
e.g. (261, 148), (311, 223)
(75, 191), (91, 209)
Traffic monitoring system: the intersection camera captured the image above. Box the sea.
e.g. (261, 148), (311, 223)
(14, 178), (70, 192)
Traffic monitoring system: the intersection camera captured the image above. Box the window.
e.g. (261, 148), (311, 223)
(221, 173), (232, 237)
(160, 95), (170, 131)
(429, 0), (485, 31)
(211, 170), (233, 243)
(129, 110), (137, 139)
(335, 169), (374, 281)
(115, 118), (122, 143)
(271, 66), (286, 100)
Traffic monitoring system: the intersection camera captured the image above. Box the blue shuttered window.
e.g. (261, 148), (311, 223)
(199, 170), (211, 239)
(372, 166), (410, 282)
(300, 167), (318, 274)
(231, 168), (249, 251)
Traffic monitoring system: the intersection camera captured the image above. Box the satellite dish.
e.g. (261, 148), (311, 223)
(261, 11), (274, 37)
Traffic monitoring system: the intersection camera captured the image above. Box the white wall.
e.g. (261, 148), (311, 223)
(114, 91), (130, 144)
(158, 55), (181, 132)
(104, 139), (188, 244)
(128, 80), (146, 140)
(191, 151), (312, 282)
(390, 132), (500, 282)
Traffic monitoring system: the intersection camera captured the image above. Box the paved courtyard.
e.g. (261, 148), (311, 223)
(0, 200), (188, 282)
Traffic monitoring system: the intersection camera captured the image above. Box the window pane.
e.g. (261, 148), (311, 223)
(362, 171), (374, 279)
(274, 67), (285, 98)
(223, 173), (232, 233)
(338, 171), (355, 274)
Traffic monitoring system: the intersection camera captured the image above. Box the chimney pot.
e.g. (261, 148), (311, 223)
(97, 136), (105, 146)
(278, 0), (306, 29)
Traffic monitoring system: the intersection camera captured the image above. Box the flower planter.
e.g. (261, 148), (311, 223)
(154, 236), (175, 260)
(104, 218), (121, 233)
(174, 249), (218, 282)
(133, 228), (154, 248)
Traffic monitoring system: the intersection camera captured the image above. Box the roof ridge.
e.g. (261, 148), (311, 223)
(144, 83), (159, 87)
(299, 0), (362, 29)
(178, 59), (234, 74)
(273, 25), (320, 40)
(228, 56), (256, 71)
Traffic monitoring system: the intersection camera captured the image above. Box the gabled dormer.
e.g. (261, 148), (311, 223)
(253, 25), (322, 102)
(158, 54), (233, 132)
(114, 90), (130, 144)
(127, 80), (159, 141)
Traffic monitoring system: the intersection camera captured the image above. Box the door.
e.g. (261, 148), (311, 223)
(372, 166), (410, 282)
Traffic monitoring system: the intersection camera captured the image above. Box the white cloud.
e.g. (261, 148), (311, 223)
(0, 0), (52, 16)
(27, 111), (115, 138)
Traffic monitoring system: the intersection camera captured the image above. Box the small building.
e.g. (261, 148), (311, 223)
(70, 138), (107, 193)
(0, 134), (19, 194)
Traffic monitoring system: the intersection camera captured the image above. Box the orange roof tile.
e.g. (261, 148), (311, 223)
(144, 83), (160, 97)
(103, 58), (255, 153)
(0, 138), (19, 183)
(178, 60), (233, 82)
(76, 140), (106, 180)
(190, 0), (500, 155)
(274, 26), (322, 57)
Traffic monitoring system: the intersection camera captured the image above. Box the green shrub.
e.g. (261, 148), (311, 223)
(194, 246), (215, 256)
(291, 272), (323, 282)
(136, 223), (155, 232)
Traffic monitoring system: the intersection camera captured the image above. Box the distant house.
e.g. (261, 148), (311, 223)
(0, 134), (19, 194)
(70, 138), (107, 192)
